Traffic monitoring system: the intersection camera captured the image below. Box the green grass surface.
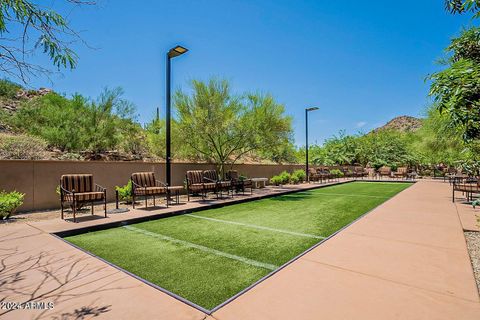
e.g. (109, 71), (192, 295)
(65, 181), (411, 310)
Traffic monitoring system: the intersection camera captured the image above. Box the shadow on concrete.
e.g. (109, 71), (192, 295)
(0, 244), (131, 319)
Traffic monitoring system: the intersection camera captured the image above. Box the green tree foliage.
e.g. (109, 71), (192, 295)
(411, 107), (465, 165)
(175, 78), (294, 175)
(8, 88), (142, 154)
(320, 131), (358, 165)
(303, 130), (417, 169)
(445, 0), (480, 17)
(0, 0), (94, 82)
(356, 130), (414, 169)
(429, 27), (480, 141)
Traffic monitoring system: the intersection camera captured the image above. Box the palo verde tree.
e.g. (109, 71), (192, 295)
(445, 0), (480, 16)
(0, 0), (94, 83)
(174, 78), (294, 176)
(428, 26), (480, 141)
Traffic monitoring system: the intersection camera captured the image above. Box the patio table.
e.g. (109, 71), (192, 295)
(251, 178), (268, 189)
(167, 186), (184, 204)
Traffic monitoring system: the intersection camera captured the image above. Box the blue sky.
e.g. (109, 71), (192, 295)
(30, 0), (473, 145)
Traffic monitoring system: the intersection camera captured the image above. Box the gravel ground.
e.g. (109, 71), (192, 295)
(465, 231), (480, 294)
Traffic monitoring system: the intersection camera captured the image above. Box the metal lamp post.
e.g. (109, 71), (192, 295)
(305, 107), (319, 182)
(165, 45), (188, 186)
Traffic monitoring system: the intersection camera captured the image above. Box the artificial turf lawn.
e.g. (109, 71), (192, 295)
(65, 181), (411, 310)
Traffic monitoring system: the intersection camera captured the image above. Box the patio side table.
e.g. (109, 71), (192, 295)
(167, 186), (184, 205)
(251, 178), (268, 189)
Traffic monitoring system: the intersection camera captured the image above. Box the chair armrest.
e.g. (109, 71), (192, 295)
(203, 177), (217, 183)
(95, 184), (106, 192)
(60, 185), (73, 201)
(60, 185), (74, 195)
(131, 180), (144, 189)
(156, 180), (168, 187)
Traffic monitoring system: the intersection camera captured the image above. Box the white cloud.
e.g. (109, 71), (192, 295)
(356, 121), (367, 128)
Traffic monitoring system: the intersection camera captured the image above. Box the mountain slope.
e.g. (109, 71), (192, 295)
(371, 115), (423, 133)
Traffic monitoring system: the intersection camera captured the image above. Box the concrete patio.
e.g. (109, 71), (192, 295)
(1, 180), (479, 319)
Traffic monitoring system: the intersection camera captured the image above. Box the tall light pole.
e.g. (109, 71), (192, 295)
(166, 45), (188, 186)
(305, 107), (319, 182)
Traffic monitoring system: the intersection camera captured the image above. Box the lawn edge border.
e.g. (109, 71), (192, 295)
(52, 179), (415, 315)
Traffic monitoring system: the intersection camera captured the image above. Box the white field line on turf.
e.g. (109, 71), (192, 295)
(123, 225), (278, 271)
(313, 192), (391, 199)
(185, 214), (325, 240)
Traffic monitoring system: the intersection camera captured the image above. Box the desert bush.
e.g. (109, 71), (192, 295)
(270, 175), (283, 186)
(57, 152), (83, 161)
(290, 174), (300, 184)
(115, 180), (133, 204)
(10, 88), (140, 154)
(0, 79), (22, 99)
(271, 171), (291, 185)
(0, 133), (48, 160)
(291, 169), (306, 183)
(329, 169), (344, 177)
(278, 171), (291, 184)
(0, 191), (25, 220)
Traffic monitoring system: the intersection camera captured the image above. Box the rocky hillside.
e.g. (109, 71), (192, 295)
(0, 86), (52, 133)
(371, 115), (423, 133)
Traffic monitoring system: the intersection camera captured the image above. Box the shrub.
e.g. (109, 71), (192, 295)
(291, 169), (306, 182)
(270, 171), (291, 185)
(0, 191), (25, 220)
(0, 133), (48, 160)
(115, 180), (133, 203)
(0, 79), (22, 99)
(329, 169), (344, 177)
(279, 171), (291, 184)
(290, 175), (300, 184)
(10, 88), (140, 154)
(270, 175), (283, 186)
(57, 152), (83, 161)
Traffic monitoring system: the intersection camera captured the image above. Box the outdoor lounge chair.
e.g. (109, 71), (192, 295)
(204, 169), (232, 198)
(60, 174), (107, 223)
(308, 168), (321, 183)
(353, 166), (368, 179)
(317, 167), (332, 182)
(226, 170), (253, 194)
(452, 177), (480, 202)
(393, 167), (408, 179)
(378, 166), (392, 179)
(131, 172), (168, 209)
(185, 170), (217, 201)
(341, 166), (354, 178)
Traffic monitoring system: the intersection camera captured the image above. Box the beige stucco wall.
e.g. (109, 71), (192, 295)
(0, 160), (310, 212)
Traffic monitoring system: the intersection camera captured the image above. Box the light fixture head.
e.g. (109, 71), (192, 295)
(306, 107), (319, 112)
(168, 45), (188, 58)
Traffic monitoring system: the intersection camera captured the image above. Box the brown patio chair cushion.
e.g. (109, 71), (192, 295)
(64, 191), (105, 202)
(134, 186), (167, 195)
(189, 182), (217, 191)
(187, 170), (204, 184)
(131, 172), (156, 188)
(61, 174), (93, 193)
(203, 170), (219, 182)
(226, 170), (239, 180)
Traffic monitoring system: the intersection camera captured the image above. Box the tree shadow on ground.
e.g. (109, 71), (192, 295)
(0, 243), (133, 319)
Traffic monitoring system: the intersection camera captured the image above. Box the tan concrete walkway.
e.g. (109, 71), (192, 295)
(212, 180), (480, 320)
(0, 223), (206, 320)
(1, 180), (479, 319)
